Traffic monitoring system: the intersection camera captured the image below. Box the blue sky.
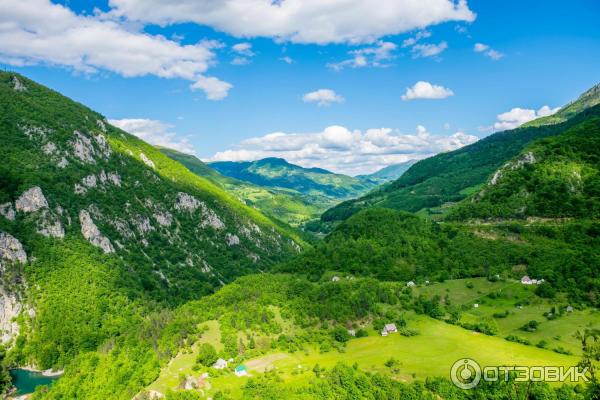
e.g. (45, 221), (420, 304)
(2, 0), (599, 175)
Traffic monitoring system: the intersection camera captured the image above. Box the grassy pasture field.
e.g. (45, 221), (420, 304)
(145, 280), (594, 399)
(418, 277), (600, 355)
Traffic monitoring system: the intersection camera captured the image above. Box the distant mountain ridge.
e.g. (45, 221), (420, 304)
(357, 160), (417, 184)
(209, 157), (378, 201)
(159, 149), (325, 227)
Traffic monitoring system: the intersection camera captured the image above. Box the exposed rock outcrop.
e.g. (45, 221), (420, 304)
(200, 205), (225, 230)
(94, 134), (112, 159)
(175, 192), (201, 212)
(12, 76), (26, 92)
(79, 209), (114, 253)
(96, 119), (107, 132)
(57, 157), (69, 168)
(16, 186), (48, 213)
(71, 131), (96, 164)
(0, 231), (27, 266)
(42, 141), (57, 155)
(490, 151), (537, 186)
(0, 287), (22, 344)
(37, 210), (65, 239)
(0, 203), (15, 221)
(82, 174), (98, 188)
(225, 233), (240, 246)
(140, 153), (155, 169)
(107, 172), (121, 186)
(133, 216), (154, 235)
(153, 211), (173, 227)
(20, 125), (50, 141)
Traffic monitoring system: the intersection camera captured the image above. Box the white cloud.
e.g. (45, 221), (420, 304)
(302, 89), (345, 106)
(232, 42), (254, 56)
(473, 43), (503, 60)
(328, 41), (397, 71)
(0, 0), (231, 100)
(485, 105), (560, 132)
(402, 81), (454, 100)
(402, 31), (432, 47)
(230, 42), (255, 65)
(108, 118), (195, 154)
(231, 56), (251, 65)
(411, 41), (448, 58)
(109, 0), (476, 45)
(280, 56), (294, 64)
(473, 43), (489, 52)
(190, 76), (233, 100)
(485, 49), (504, 60)
(207, 125), (478, 175)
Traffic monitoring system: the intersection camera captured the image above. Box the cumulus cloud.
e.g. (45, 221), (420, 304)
(328, 41), (397, 71)
(109, 118), (195, 154)
(190, 76), (233, 100)
(484, 105), (560, 132)
(207, 125), (478, 175)
(108, 0), (476, 45)
(280, 56), (294, 64)
(402, 31), (432, 47)
(411, 41), (448, 58)
(402, 81), (454, 100)
(232, 42), (254, 56)
(0, 0), (231, 100)
(230, 42), (255, 65)
(303, 89), (345, 106)
(474, 42), (504, 60)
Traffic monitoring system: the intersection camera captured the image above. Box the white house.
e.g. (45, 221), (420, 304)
(566, 305), (574, 312)
(407, 281), (416, 288)
(213, 358), (228, 369)
(521, 275), (545, 285)
(381, 323), (398, 336)
(521, 276), (533, 285)
(347, 329), (356, 337)
(473, 303), (479, 308)
(331, 276), (340, 282)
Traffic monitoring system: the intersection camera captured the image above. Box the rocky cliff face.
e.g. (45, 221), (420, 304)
(0, 231), (27, 345)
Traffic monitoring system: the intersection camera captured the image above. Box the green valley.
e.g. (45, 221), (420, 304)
(1, 59), (599, 400)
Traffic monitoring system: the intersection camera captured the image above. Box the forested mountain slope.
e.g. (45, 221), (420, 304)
(160, 148), (324, 226)
(319, 84), (600, 230)
(278, 207), (600, 306)
(450, 111), (600, 220)
(0, 72), (303, 375)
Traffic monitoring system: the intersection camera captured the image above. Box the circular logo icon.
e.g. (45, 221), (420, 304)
(451, 358), (481, 389)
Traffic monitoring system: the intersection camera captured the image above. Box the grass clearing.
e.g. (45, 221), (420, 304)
(146, 279), (596, 398)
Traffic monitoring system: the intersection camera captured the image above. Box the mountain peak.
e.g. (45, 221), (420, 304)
(524, 81), (600, 128)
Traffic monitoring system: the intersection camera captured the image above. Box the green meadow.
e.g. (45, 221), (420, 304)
(145, 278), (595, 399)
(418, 277), (600, 354)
